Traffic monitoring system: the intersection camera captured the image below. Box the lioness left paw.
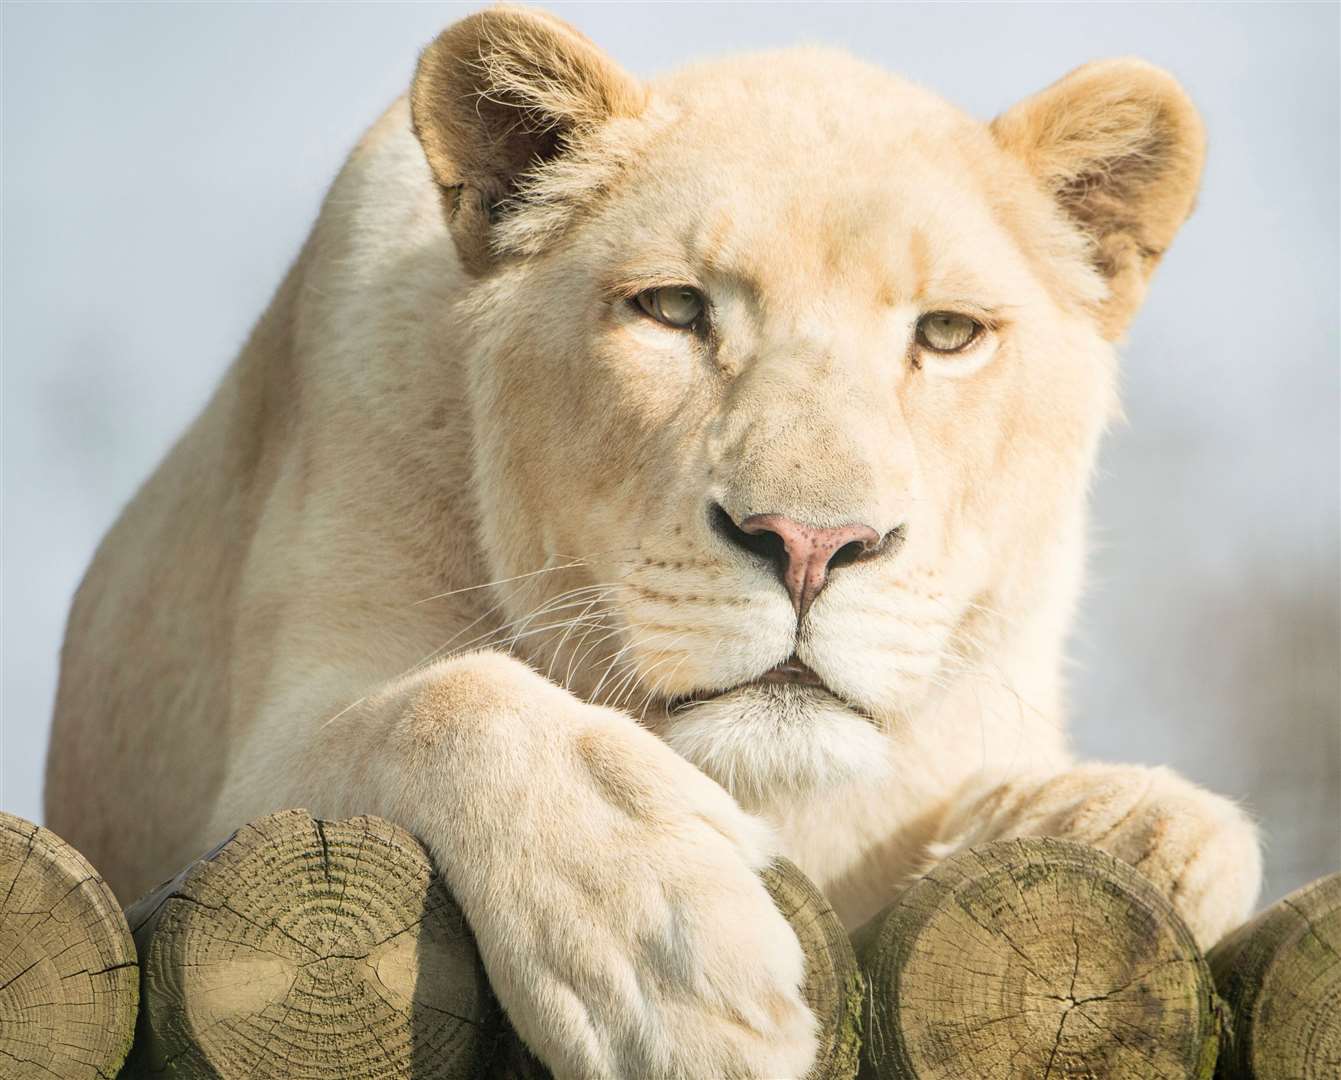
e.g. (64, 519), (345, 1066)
(938, 764), (1262, 948)
(1028, 764), (1262, 947)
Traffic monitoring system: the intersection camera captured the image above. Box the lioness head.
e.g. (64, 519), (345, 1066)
(409, 7), (1205, 806)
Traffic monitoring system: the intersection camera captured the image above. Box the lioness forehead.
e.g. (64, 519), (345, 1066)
(654, 47), (969, 150)
(590, 49), (1066, 315)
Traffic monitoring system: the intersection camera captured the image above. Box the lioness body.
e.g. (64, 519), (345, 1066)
(48, 11), (1260, 1077)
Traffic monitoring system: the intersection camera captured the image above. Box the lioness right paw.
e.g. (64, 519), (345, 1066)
(485, 783), (816, 1075)
(489, 881), (818, 1079)
(413, 658), (817, 1077)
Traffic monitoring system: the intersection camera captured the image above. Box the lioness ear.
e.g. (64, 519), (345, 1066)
(410, 6), (646, 274)
(992, 59), (1206, 339)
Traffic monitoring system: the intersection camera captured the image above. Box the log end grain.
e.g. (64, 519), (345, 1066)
(1209, 871), (1341, 1080)
(853, 837), (1220, 1080)
(124, 809), (503, 1079)
(0, 811), (138, 1079)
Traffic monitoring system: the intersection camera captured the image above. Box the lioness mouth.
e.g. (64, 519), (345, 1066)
(755, 655), (826, 688)
(669, 654), (834, 711)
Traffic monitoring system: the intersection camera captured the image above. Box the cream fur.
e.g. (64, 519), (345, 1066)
(46, 9), (1260, 1077)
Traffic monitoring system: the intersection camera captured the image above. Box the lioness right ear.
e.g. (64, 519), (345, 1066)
(992, 59), (1206, 339)
(410, 6), (646, 274)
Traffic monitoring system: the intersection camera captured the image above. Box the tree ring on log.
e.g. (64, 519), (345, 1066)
(125, 809), (503, 1078)
(0, 811), (139, 1079)
(1209, 872), (1341, 1080)
(852, 837), (1220, 1080)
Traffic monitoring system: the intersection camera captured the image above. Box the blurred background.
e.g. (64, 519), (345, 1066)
(3, 2), (1337, 904)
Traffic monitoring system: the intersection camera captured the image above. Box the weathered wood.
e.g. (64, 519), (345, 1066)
(122, 809), (860, 1079)
(1209, 872), (1341, 1079)
(852, 837), (1220, 1080)
(122, 810), (505, 1078)
(0, 811), (138, 1079)
(762, 858), (863, 1080)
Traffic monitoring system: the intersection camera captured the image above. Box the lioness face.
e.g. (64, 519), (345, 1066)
(416, 27), (1200, 805)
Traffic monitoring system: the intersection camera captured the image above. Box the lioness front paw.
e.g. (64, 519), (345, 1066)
(419, 654), (817, 1079)
(478, 741), (816, 1077)
(938, 764), (1262, 947)
(1057, 764), (1262, 947)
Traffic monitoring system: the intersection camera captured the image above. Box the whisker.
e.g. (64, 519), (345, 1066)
(588, 625), (688, 707)
(568, 623), (627, 670)
(565, 621), (630, 690)
(545, 595), (614, 682)
(412, 559), (588, 606)
(607, 635), (691, 713)
(318, 558), (585, 732)
(635, 651), (693, 726)
(424, 586), (624, 668)
(499, 587), (627, 655)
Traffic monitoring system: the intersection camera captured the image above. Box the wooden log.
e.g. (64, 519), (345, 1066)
(122, 809), (505, 1078)
(763, 857), (862, 1080)
(0, 811), (138, 1079)
(1208, 872), (1340, 1080)
(123, 809), (860, 1079)
(852, 837), (1221, 1080)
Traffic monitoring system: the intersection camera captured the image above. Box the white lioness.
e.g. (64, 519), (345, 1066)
(47, 7), (1261, 1077)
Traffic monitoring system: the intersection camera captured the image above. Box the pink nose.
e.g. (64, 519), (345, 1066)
(737, 513), (884, 617)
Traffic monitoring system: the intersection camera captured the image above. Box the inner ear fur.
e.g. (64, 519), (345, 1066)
(992, 59), (1206, 339)
(410, 6), (646, 274)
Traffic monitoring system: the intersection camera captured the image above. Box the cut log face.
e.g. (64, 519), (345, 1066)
(0, 811), (139, 1079)
(852, 837), (1220, 1080)
(124, 810), (504, 1078)
(1209, 872), (1341, 1080)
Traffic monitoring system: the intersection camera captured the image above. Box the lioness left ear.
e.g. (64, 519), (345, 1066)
(410, 6), (646, 274)
(992, 59), (1206, 339)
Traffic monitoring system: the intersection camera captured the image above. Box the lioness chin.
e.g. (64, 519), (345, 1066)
(45, 6), (1261, 1077)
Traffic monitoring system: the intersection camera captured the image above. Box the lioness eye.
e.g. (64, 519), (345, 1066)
(916, 312), (981, 353)
(635, 286), (705, 330)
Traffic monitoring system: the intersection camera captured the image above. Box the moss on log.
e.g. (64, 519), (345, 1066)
(122, 809), (859, 1079)
(1209, 872), (1340, 1079)
(852, 837), (1220, 1080)
(0, 811), (139, 1079)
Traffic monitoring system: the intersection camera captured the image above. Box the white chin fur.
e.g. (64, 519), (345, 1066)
(662, 685), (892, 808)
